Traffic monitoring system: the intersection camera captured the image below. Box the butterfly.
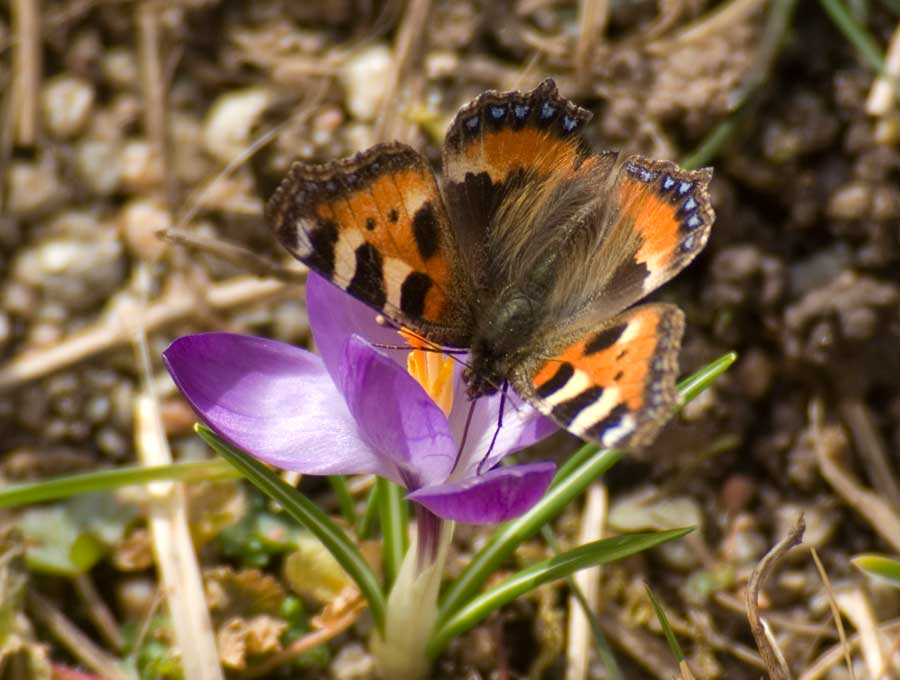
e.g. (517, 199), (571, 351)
(265, 79), (714, 450)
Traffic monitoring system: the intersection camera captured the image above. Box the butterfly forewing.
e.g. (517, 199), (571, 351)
(266, 142), (472, 346)
(511, 304), (685, 449)
(441, 79), (598, 289)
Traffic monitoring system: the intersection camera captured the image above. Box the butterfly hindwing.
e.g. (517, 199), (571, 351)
(512, 304), (685, 449)
(266, 142), (472, 346)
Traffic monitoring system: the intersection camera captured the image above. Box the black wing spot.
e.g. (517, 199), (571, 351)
(399, 272), (432, 318)
(535, 362), (574, 400)
(305, 219), (339, 277)
(412, 202), (441, 260)
(347, 243), (386, 309)
(553, 386), (605, 426)
(365, 217), (376, 231)
(584, 324), (627, 355)
(613, 370), (624, 381)
(388, 208), (399, 223)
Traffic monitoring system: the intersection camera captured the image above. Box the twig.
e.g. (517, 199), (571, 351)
(839, 399), (900, 508)
(810, 548), (856, 679)
(0, 275), (292, 392)
(132, 311), (224, 680)
(27, 590), (134, 680)
(565, 483), (608, 680)
(136, 0), (175, 210)
(810, 402), (900, 554)
(745, 514), (805, 680)
(647, 0), (766, 50)
(574, 0), (608, 90)
(161, 229), (307, 283)
(74, 573), (126, 653)
(11, 0), (41, 146)
(374, 0), (432, 143)
(799, 619), (900, 680)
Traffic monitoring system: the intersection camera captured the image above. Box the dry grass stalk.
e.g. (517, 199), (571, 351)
(810, 548), (856, 679)
(866, 23), (900, 116)
(574, 0), (609, 90)
(810, 402), (900, 554)
(374, 0), (432, 143)
(11, 0), (41, 146)
(839, 399), (900, 508)
(132, 313), (224, 680)
(799, 620), (900, 680)
(74, 573), (126, 653)
(564, 483), (607, 680)
(834, 585), (900, 678)
(745, 514), (804, 680)
(0, 275), (290, 392)
(27, 590), (133, 680)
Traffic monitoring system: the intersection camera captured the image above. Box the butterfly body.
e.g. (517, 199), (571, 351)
(267, 79), (715, 450)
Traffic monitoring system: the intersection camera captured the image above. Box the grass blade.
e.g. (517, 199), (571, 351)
(645, 584), (685, 661)
(852, 553), (900, 588)
(377, 477), (409, 588)
(329, 476), (357, 526)
(437, 353), (736, 624)
(196, 424), (387, 631)
(428, 528), (692, 657)
(0, 459), (238, 508)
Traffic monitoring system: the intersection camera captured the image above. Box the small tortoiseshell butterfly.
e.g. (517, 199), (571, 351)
(266, 79), (714, 450)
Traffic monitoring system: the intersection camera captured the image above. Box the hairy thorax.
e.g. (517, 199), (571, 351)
(464, 291), (541, 399)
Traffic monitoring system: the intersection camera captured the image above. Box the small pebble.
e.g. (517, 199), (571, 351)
(118, 198), (171, 261)
(203, 87), (272, 164)
(102, 47), (139, 88)
(8, 158), (66, 216)
(76, 139), (123, 195)
(329, 642), (376, 680)
(827, 182), (871, 220)
(42, 75), (95, 138)
(120, 139), (163, 191)
(340, 44), (392, 121)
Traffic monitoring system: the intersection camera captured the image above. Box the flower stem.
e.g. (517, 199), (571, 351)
(373, 507), (454, 680)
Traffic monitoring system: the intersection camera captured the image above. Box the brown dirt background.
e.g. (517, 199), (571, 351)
(2, 0), (900, 678)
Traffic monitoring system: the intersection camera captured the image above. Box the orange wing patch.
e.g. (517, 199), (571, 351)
(442, 79), (594, 186)
(266, 142), (468, 344)
(524, 304), (685, 449)
(614, 157), (715, 293)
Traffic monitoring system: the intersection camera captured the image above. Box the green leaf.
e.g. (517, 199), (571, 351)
(20, 493), (137, 575)
(329, 476), (357, 526)
(428, 528), (692, 657)
(0, 459), (238, 508)
(437, 353), (736, 625)
(645, 584), (684, 661)
(377, 478), (409, 588)
(852, 554), (900, 588)
(196, 425), (387, 632)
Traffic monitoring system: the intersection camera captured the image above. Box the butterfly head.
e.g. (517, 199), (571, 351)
(464, 291), (538, 400)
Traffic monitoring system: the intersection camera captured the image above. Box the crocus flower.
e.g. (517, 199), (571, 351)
(162, 273), (557, 525)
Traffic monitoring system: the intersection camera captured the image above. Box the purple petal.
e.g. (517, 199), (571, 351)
(449, 379), (558, 475)
(339, 335), (456, 487)
(306, 272), (404, 384)
(163, 333), (394, 479)
(407, 462), (556, 524)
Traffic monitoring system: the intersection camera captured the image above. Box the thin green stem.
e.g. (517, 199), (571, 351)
(819, 0), (886, 73)
(437, 352), (736, 624)
(196, 425), (386, 631)
(377, 478), (409, 588)
(428, 529), (692, 657)
(356, 483), (381, 539)
(329, 476), (357, 526)
(0, 459), (238, 508)
(437, 446), (623, 623)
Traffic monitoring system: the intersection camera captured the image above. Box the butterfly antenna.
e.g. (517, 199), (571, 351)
(477, 382), (508, 475)
(373, 314), (473, 369)
(450, 399), (478, 476)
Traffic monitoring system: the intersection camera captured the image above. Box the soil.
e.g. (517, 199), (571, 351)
(1, 1), (899, 679)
